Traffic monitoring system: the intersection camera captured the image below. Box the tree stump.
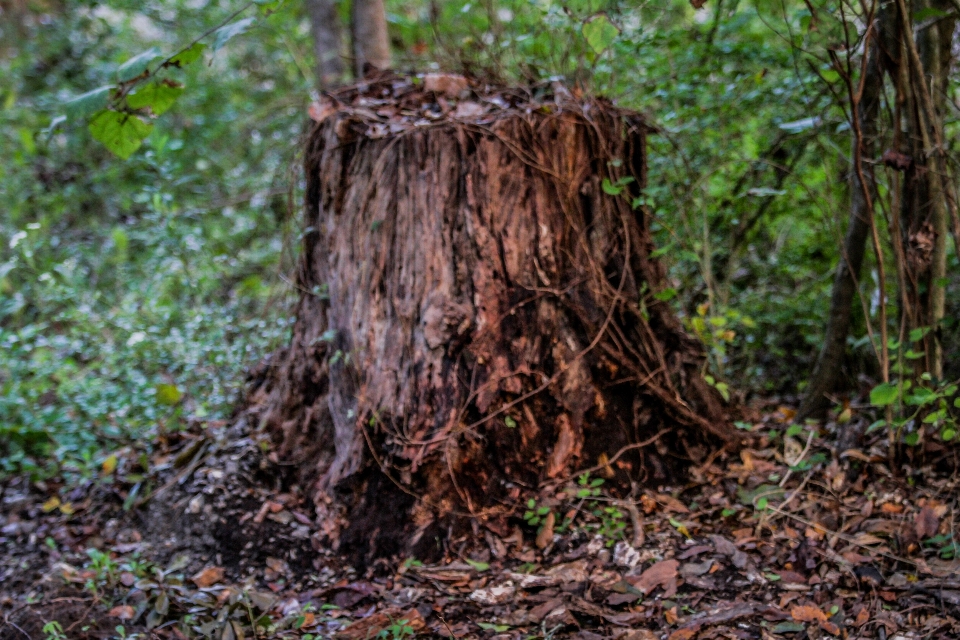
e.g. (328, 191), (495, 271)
(248, 75), (734, 564)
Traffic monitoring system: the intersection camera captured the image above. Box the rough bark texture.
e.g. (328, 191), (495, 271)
(248, 75), (734, 564)
(306, 0), (345, 90)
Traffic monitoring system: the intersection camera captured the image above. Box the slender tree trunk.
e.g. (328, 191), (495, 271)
(351, 0), (391, 76)
(306, 0), (345, 90)
(799, 8), (895, 421)
(895, 0), (955, 378)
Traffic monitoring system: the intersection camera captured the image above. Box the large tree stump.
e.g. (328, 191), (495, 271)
(249, 75), (734, 564)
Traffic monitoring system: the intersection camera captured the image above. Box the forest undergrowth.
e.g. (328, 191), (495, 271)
(3, 402), (960, 639)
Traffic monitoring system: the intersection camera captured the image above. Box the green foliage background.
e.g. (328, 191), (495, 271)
(2, 0), (957, 479)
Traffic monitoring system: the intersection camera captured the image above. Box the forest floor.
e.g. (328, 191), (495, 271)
(2, 402), (959, 640)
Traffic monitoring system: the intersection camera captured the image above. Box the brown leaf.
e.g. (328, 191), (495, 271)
(536, 511), (556, 549)
(854, 606), (870, 627)
(664, 606), (679, 625)
(191, 565), (225, 588)
(791, 604), (827, 623)
(108, 605), (135, 620)
(422, 73), (469, 98)
(335, 608), (425, 640)
(821, 620), (840, 635)
(656, 494), (690, 514)
(668, 630), (696, 640)
(915, 505), (939, 539)
(629, 559), (679, 596)
(689, 0), (707, 8)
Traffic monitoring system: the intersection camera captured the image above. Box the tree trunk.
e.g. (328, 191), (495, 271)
(351, 0), (391, 77)
(249, 76), (735, 565)
(306, 0), (345, 90)
(895, 0), (955, 378)
(799, 8), (896, 421)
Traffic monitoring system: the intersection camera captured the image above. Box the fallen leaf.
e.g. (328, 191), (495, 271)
(680, 560), (713, 577)
(915, 505), (939, 539)
(536, 511), (556, 549)
(422, 73), (469, 98)
(108, 605), (135, 620)
(507, 560), (588, 588)
(791, 604), (827, 623)
(629, 559), (679, 596)
(191, 565), (225, 588)
(42, 497), (61, 513)
(102, 454), (118, 475)
(335, 608), (425, 640)
(664, 606), (679, 625)
(656, 494), (690, 513)
(469, 581), (516, 605)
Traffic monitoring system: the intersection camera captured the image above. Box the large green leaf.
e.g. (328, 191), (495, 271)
(65, 85), (114, 120)
(117, 47), (161, 82)
(869, 382), (899, 407)
(212, 18), (255, 53)
(582, 14), (619, 55)
(88, 110), (154, 159)
(127, 81), (184, 116)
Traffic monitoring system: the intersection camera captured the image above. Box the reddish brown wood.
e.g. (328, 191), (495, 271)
(246, 77), (734, 563)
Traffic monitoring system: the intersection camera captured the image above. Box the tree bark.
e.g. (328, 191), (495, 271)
(351, 0), (391, 77)
(799, 8), (896, 421)
(895, 0), (955, 378)
(306, 0), (345, 90)
(247, 77), (735, 565)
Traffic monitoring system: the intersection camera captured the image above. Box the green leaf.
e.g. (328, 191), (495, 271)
(167, 42), (207, 67)
(88, 110), (154, 159)
(820, 69), (840, 83)
(65, 86), (115, 120)
(466, 559), (490, 572)
(870, 382), (899, 407)
(914, 7), (949, 21)
(601, 177), (623, 195)
(942, 428), (957, 441)
(127, 81), (184, 116)
(254, 0), (285, 14)
(117, 47), (161, 82)
(582, 13), (620, 55)
(653, 288), (677, 302)
(155, 383), (183, 406)
(212, 17), (256, 53)
(867, 419), (887, 433)
(477, 623), (509, 632)
(904, 432), (920, 446)
(504, 416), (517, 428)
(905, 387), (936, 407)
(650, 243), (673, 259)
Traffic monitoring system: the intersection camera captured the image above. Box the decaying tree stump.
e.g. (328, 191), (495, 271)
(248, 74), (735, 564)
